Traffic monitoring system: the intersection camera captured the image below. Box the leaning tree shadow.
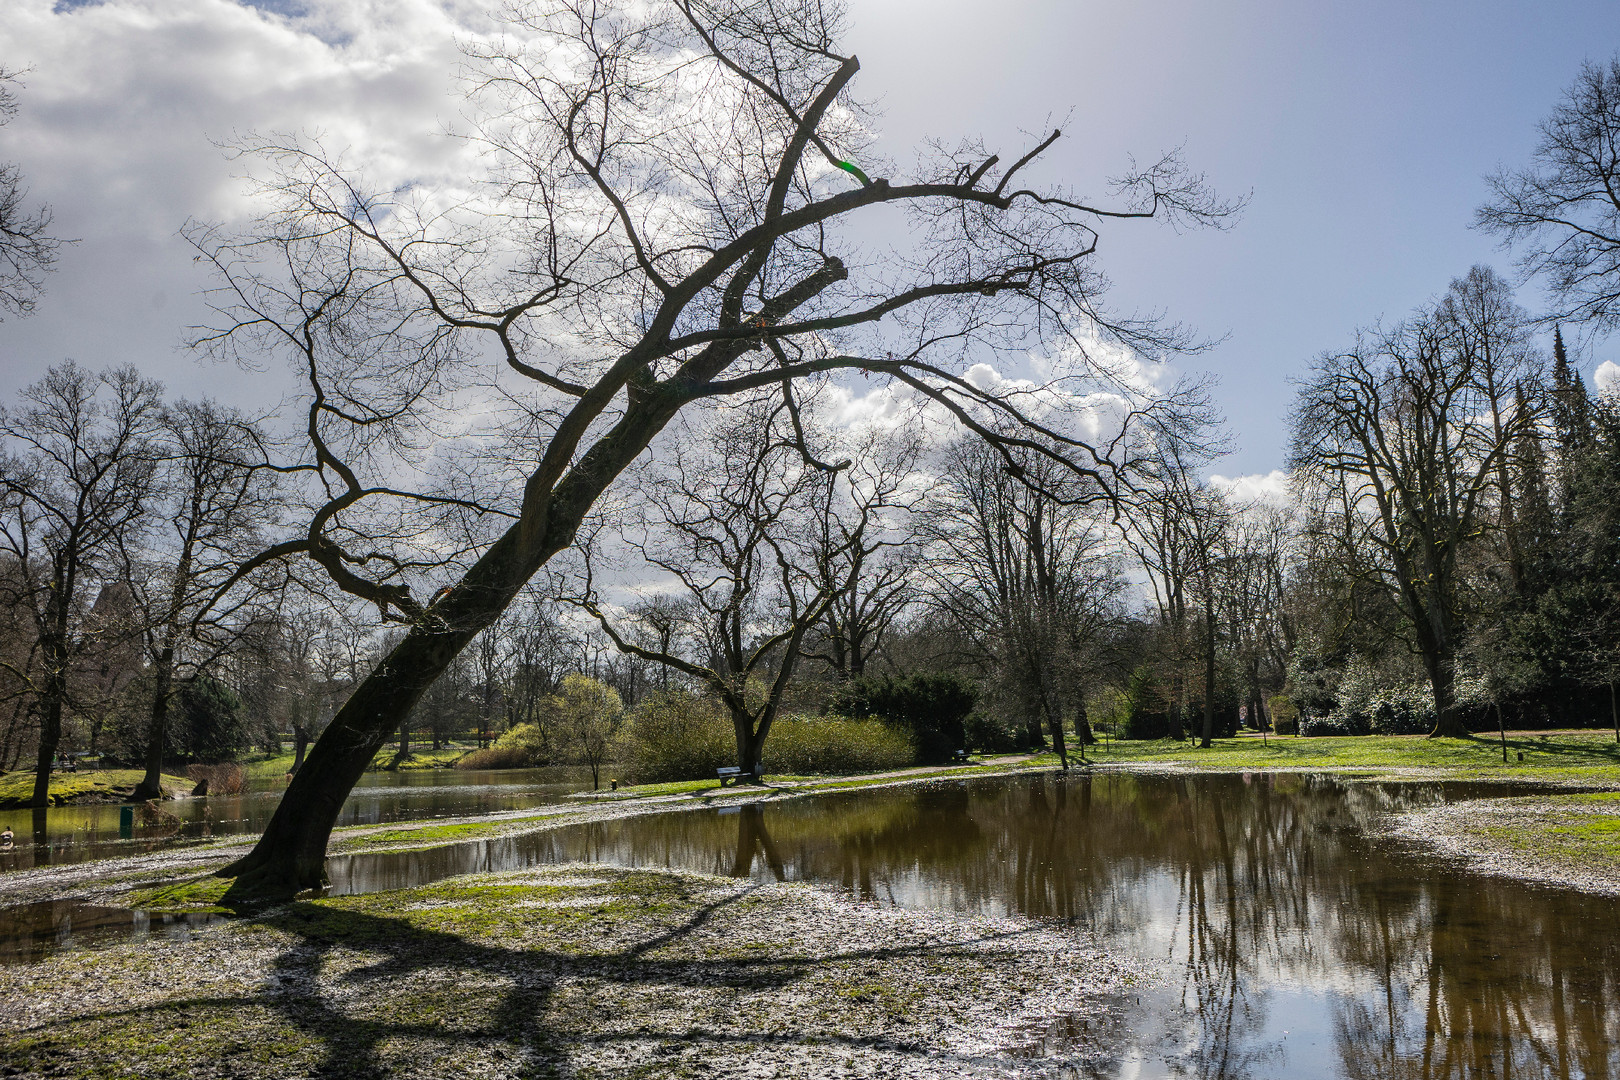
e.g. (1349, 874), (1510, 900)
(247, 878), (1058, 1078)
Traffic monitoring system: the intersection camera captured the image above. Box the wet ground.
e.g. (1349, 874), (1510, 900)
(5, 770), (1619, 1077)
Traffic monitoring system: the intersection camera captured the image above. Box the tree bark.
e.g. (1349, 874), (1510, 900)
(131, 654), (174, 801)
(1426, 648), (1468, 738)
(1200, 593), (1216, 749)
(290, 722), (309, 775)
(29, 637), (67, 809)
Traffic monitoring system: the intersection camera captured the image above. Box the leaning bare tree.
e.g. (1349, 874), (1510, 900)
(198, 0), (1233, 897)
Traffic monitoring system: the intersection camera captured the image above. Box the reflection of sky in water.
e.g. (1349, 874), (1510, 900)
(322, 773), (1618, 1080)
(4, 773), (1615, 1077)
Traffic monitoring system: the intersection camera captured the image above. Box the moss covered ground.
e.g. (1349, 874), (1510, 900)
(1, 865), (1146, 1079)
(1082, 730), (1620, 782)
(0, 769), (192, 809)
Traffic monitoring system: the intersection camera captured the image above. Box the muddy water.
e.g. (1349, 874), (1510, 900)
(328, 771), (1620, 1079)
(0, 767), (588, 871)
(5, 771), (1619, 1077)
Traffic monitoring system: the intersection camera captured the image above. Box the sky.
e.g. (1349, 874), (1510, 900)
(4, 0), (1620, 485)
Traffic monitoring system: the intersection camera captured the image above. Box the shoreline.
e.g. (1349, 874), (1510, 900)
(3, 748), (1620, 910)
(1386, 792), (1620, 897)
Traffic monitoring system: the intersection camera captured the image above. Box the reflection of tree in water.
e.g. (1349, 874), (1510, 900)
(728, 805), (784, 881)
(545, 774), (1620, 1078)
(1331, 876), (1619, 1079)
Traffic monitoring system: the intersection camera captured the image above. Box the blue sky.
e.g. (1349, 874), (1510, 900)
(4, 0), (1620, 479)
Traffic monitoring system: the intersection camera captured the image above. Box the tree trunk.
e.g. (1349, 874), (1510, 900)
(220, 623), (483, 897)
(29, 644), (68, 809)
(1611, 683), (1617, 745)
(730, 708), (772, 779)
(290, 723), (309, 775)
(1426, 650), (1468, 738)
(217, 371), (691, 899)
(1200, 596), (1216, 749)
(132, 649), (175, 801)
(1073, 695), (1096, 746)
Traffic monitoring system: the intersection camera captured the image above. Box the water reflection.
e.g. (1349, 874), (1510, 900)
(328, 772), (1618, 1079)
(0, 898), (222, 964)
(0, 767), (588, 871)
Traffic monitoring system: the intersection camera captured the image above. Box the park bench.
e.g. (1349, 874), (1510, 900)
(715, 764), (763, 787)
(952, 749), (972, 763)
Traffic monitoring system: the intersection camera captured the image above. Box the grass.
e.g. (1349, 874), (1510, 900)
(1447, 792), (1620, 883)
(238, 743), (478, 780)
(0, 769), (192, 808)
(1081, 731), (1620, 782)
(4, 863), (1123, 1080)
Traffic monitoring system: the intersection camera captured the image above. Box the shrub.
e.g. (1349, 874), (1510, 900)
(455, 744), (536, 770)
(1268, 695), (1299, 735)
(616, 693), (917, 781)
(456, 722), (550, 770)
(185, 763), (246, 795)
(171, 677), (247, 762)
(763, 715), (914, 775)
(618, 692), (735, 783)
(828, 672), (975, 763)
(963, 711), (1023, 753)
(1120, 666), (1170, 740)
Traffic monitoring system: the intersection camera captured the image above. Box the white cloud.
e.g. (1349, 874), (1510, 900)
(1, 0), (491, 403)
(1209, 469), (1292, 508)
(1595, 360), (1620, 397)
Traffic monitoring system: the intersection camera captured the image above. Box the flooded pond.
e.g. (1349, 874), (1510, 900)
(0, 767), (587, 871)
(6, 770), (1619, 1076)
(327, 771), (1619, 1079)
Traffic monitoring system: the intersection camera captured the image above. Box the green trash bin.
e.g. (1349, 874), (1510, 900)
(119, 805), (134, 839)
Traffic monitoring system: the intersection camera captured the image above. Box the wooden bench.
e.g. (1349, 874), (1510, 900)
(952, 749), (972, 763)
(716, 765), (763, 787)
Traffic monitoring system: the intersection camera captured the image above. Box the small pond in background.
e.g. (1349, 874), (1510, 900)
(0, 766), (589, 871)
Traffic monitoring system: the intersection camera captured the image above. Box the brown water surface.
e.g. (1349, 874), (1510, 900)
(326, 771), (1618, 1079)
(5, 771), (1618, 1077)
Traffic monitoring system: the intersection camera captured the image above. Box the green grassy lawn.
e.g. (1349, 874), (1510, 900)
(238, 743), (477, 780)
(1081, 730), (1620, 781)
(0, 769), (192, 808)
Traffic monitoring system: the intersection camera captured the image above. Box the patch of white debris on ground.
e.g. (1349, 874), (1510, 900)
(0, 863), (1161, 1079)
